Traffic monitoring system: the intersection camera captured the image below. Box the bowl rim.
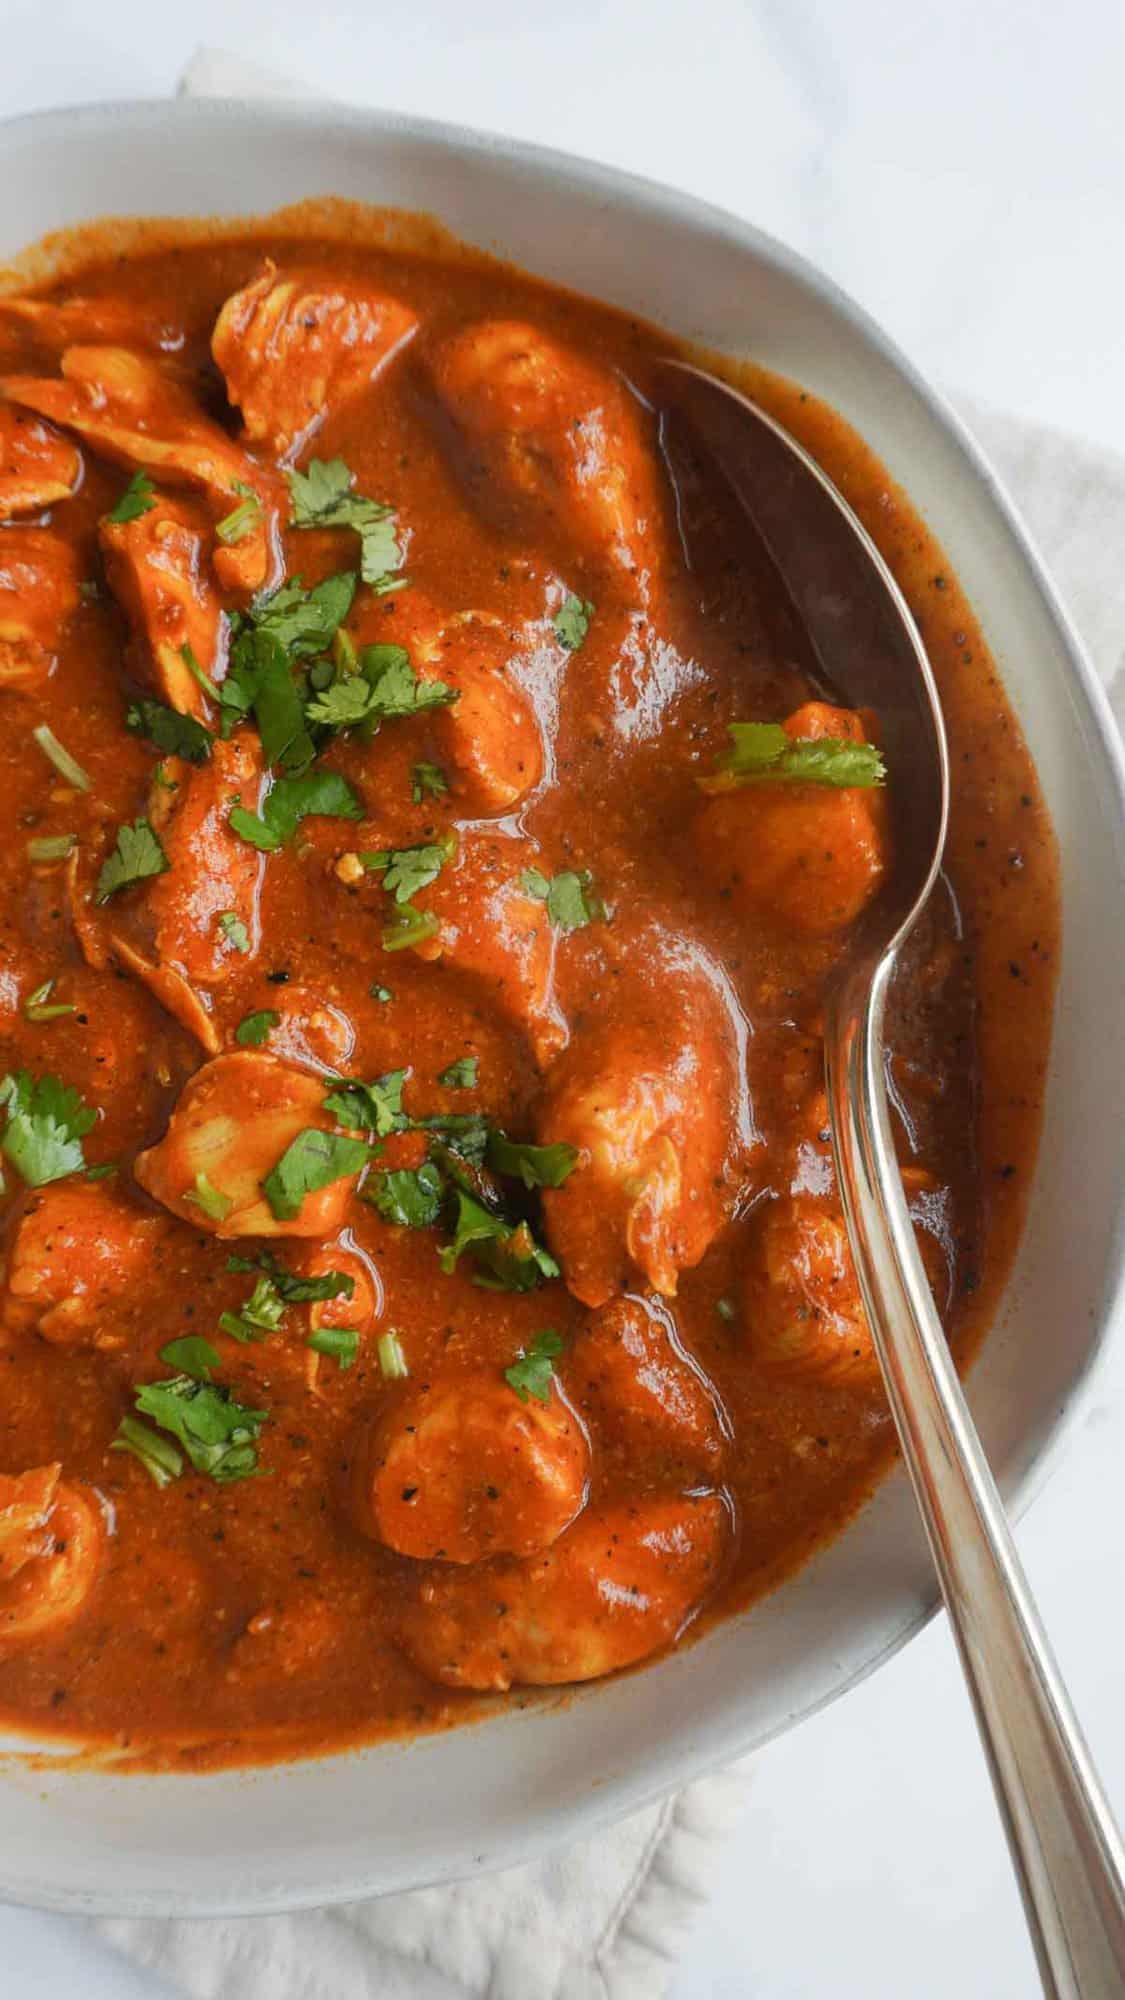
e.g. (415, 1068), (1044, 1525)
(0, 91), (1122, 1917)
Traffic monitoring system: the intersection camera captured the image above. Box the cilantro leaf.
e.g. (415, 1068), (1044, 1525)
(438, 1057), (478, 1090)
(704, 722), (886, 790)
(412, 762), (448, 803)
(260, 1128), (371, 1221)
(228, 769), (362, 851)
(218, 911), (251, 954)
(305, 644), (457, 736)
(234, 1008), (280, 1047)
(106, 470), (156, 525)
(504, 1328), (565, 1404)
(486, 1130), (579, 1190)
(415, 1112), (491, 1167)
(439, 1189), (559, 1292)
(381, 903), (440, 953)
(110, 1415), (183, 1488)
(125, 698), (213, 764)
(250, 572), (357, 658)
(94, 818), (169, 904)
(0, 1069), (96, 1186)
(132, 1375), (268, 1483)
(365, 1160), (445, 1229)
(363, 832), (455, 905)
(287, 457), (405, 591)
(224, 628), (316, 772)
(225, 1250), (355, 1305)
(519, 865), (604, 931)
(552, 594), (594, 651)
(184, 1171), (233, 1221)
(323, 1068), (408, 1137)
(158, 1336), (221, 1380)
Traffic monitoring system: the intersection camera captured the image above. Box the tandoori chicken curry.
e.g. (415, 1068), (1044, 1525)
(0, 209), (1057, 1767)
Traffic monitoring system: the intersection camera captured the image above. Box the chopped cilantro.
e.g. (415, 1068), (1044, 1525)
(323, 1068), (408, 1138)
(417, 1112), (491, 1166)
(412, 761), (448, 803)
(110, 1414), (183, 1488)
(437, 1056), (478, 1090)
(370, 983), (392, 1003)
(132, 1375), (268, 1483)
(287, 457), (405, 592)
(94, 818), (168, 904)
(226, 1250), (355, 1305)
(179, 641), (224, 707)
(307, 1325), (359, 1370)
(224, 628), (316, 773)
(365, 1160), (445, 1229)
(703, 722), (886, 790)
(234, 1008), (279, 1047)
(381, 903), (440, 953)
(552, 594), (594, 651)
(363, 831), (456, 905)
(27, 834), (76, 864)
(22, 979), (76, 1024)
(519, 865), (604, 931)
(439, 1188), (559, 1292)
(32, 723), (91, 792)
(486, 1130), (578, 1190)
(217, 911), (251, 954)
(184, 1171), (234, 1222)
(228, 769), (362, 851)
(716, 1296), (737, 1323)
(306, 643), (456, 736)
(377, 1330), (409, 1379)
(215, 480), (263, 547)
(158, 1335), (221, 1380)
(125, 698), (213, 764)
(260, 1128), (371, 1221)
(106, 470), (156, 526)
(249, 571), (357, 658)
(219, 1274), (286, 1343)
(504, 1328), (564, 1405)
(0, 1070), (96, 1186)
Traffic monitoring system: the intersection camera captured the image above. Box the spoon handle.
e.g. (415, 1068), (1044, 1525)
(827, 953), (1125, 1999)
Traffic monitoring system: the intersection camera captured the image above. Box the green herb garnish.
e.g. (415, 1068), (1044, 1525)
(377, 1330), (409, 1380)
(106, 470), (156, 525)
(504, 1328), (564, 1404)
(363, 831), (456, 905)
(260, 1129), (371, 1221)
(0, 1070), (96, 1186)
(218, 1274), (286, 1343)
(94, 818), (169, 904)
(287, 457), (404, 592)
(365, 1161), (445, 1229)
(412, 761), (448, 803)
(703, 722), (886, 790)
(323, 1069), (408, 1137)
(519, 866), (604, 931)
(110, 1414), (183, 1488)
(132, 1375), (268, 1483)
(22, 979), (76, 1024)
(306, 1325), (359, 1370)
(125, 698), (213, 764)
(217, 911), (251, 955)
(552, 594), (594, 651)
(32, 723), (91, 792)
(215, 480), (263, 547)
(184, 1171), (233, 1222)
(234, 1008), (280, 1047)
(439, 1188), (559, 1292)
(485, 1130), (578, 1190)
(228, 769), (362, 852)
(226, 1250), (355, 1305)
(158, 1335), (221, 1380)
(437, 1057), (478, 1090)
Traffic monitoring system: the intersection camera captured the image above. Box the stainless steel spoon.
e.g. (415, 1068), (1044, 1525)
(655, 358), (1125, 1998)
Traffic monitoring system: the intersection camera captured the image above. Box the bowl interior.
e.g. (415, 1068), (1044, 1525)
(0, 99), (1122, 1916)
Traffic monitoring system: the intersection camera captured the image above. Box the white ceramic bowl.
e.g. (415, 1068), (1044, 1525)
(0, 98), (1122, 1918)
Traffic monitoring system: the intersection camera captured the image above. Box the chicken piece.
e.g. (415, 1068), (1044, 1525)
(538, 945), (735, 1306)
(98, 735), (265, 1055)
(0, 1464), (104, 1651)
(0, 525), (80, 688)
(212, 261), (418, 459)
(410, 832), (566, 1065)
(0, 405), (81, 518)
(0, 294), (182, 354)
(567, 1294), (726, 1482)
(743, 1196), (875, 1388)
(134, 1050), (364, 1239)
(695, 704), (888, 937)
(3, 1181), (168, 1345)
(399, 1490), (730, 1691)
(432, 320), (665, 589)
(412, 612), (544, 813)
(353, 1374), (588, 1564)
(239, 982), (356, 1072)
(100, 494), (225, 718)
(1, 346), (282, 594)
(744, 1191), (948, 1389)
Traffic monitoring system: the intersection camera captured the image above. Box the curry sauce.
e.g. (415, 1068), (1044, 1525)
(0, 212), (1057, 1767)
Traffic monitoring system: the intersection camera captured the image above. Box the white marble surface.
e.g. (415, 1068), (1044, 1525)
(0, 3), (1123, 1994)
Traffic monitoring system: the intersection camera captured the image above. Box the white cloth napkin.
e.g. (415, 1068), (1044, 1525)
(90, 46), (1125, 2000)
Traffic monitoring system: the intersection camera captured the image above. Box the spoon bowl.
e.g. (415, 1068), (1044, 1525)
(654, 356), (1125, 1999)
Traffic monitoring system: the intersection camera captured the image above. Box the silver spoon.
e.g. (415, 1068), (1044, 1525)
(655, 358), (1125, 1998)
